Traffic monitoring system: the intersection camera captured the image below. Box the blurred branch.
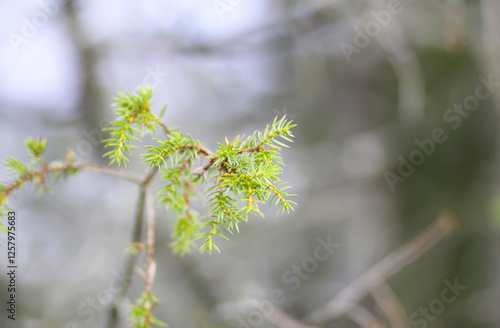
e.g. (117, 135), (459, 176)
(201, 5), (341, 53)
(107, 187), (146, 328)
(480, 0), (500, 116)
(377, 29), (425, 125)
(348, 304), (385, 328)
(304, 211), (457, 325)
(97, 5), (342, 57)
(372, 282), (409, 328)
(267, 307), (318, 328)
(106, 168), (160, 328)
(64, 0), (107, 158)
(214, 299), (318, 328)
(443, 0), (466, 51)
(362, 0), (425, 125)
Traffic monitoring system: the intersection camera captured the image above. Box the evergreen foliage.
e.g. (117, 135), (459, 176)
(0, 85), (296, 327)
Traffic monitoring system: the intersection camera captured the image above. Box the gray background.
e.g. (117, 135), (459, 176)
(0, 0), (499, 327)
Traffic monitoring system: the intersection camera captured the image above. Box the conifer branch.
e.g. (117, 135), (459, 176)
(0, 86), (297, 327)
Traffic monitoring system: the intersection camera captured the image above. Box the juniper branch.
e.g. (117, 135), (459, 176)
(0, 85), (297, 328)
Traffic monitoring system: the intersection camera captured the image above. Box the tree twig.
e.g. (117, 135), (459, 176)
(106, 167), (161, 327)
(348, 304), (385, 328)
(372, 282), (409, 328)
(267, 307), (319, 328)
(304, 211), (457, 325)
(73, 163), (143, 184)
(0, 162), (142, 210)
(143, 186), (156, 294)
(107, 186), (147, 328)
(216, 299), (318, 328)
(157, 120), (170, 136)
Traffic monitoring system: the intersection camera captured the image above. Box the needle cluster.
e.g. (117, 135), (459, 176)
(0, 85), (297, 328)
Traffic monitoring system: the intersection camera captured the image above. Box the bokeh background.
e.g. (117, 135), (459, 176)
(1, 0), (500, 327)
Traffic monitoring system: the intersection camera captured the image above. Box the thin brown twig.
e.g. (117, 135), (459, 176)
(157, 120), (170, 136)
(105, 150), (162, 328)
(202, 157), (216, 171)
(144, 186), (156, 294)
(107, 186), (147, 328)
(141, 166), (159, 186)
(190, 144), (213, 157)
(106, 166), (161, 327)
(73, 163), (143, 184)
(0, 163), (142, 209)
(123, 188), (147, 297)
(304, 211), (457, 325)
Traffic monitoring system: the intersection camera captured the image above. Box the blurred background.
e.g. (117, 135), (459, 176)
(1, 0), (500, 327)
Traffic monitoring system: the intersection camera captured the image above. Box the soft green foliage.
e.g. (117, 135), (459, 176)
(0, 138), (80, 244)
(142, 116), (296, 254)
(0, 183), (10, 221)
(25, 137), (47, 157)
(4, 157), (28, 176)
(103, 85), (165, 166)
(198, 117), (297, 253)
(129, 292), (167, 328)
(142, 131), (208, 254)
(0, 85), (296, 327)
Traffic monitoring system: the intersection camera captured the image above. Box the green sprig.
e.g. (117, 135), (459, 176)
(0, 85), (298, 327)
(103, 85), (162, 166)
(129, 291), (167, 328)
(196, 117), (296, 253)
(143, 115), (296, 254)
